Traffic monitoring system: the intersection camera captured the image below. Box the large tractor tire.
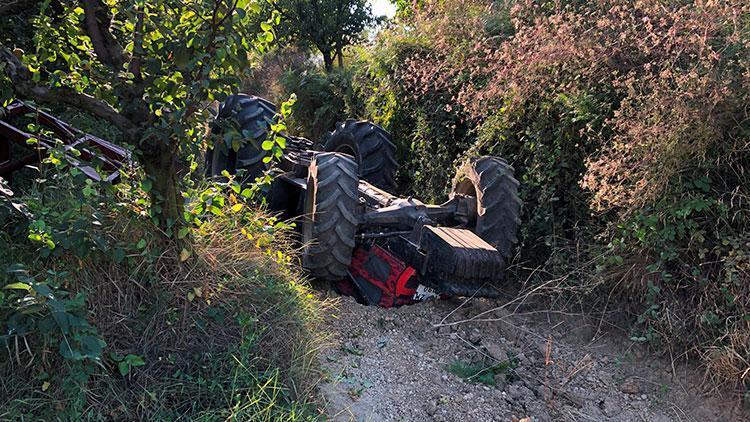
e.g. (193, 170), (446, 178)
(323, 120), (397, 190)
(451, 156), (521, 264)
(206, 94), (276, 181)
(302, 152), (360, 280)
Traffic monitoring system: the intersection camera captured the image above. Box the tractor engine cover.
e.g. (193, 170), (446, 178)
(417, 226), (506, 296)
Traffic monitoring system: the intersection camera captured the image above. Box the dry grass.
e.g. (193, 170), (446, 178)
(445, 238), (750, 402)
(1, 206), (330, 420)
(703, 330), (750, 396)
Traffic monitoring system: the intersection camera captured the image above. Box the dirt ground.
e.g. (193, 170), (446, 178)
(317, 295), (747, 421)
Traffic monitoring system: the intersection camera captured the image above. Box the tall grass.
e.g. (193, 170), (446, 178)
(1, 177), (329, 420)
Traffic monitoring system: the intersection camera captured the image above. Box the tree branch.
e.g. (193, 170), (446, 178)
(1, 49), (138, 140)
(127, 8), (145, 81)
(82, 0), (112, 65)
(81, 0), (125, 68)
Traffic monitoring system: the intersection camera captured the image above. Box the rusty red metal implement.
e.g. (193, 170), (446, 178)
(0, 100), (129, 183)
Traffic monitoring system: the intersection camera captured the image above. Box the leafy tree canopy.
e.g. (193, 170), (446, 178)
(262, 0), (375, 71)
(1, 0), (277, 236)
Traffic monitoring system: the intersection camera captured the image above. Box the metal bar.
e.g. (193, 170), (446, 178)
(4, 101), (129, 158)
(277, 172), (306, 189)
(4, 102), (29, 118)
(358, 179), (398, 207)
(0, 101), (128, 182)
(34, 108), (78, 141)
(0, 119), (38, 147)
(356, 230), (412, 240)
(0, 137), (9, 168)
(70, 142), (120, 171)
(0, 153), (39, 176)
(80, 135), (129, 163)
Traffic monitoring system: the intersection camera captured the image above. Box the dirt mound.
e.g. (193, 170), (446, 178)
(318, 296), (746, 421)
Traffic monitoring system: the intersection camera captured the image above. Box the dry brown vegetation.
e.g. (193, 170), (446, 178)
(1, 195), (327, 420)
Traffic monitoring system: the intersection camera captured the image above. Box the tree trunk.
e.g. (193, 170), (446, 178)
(140, 142), (184, 240)
(337, 46), (343, 68)
(322, 50), (334, 72)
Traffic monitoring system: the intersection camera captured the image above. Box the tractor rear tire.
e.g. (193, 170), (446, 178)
(451, 156), (521, 264)
(323, 120), (397, 190)
(302, 152), (360, 280)
(206, 94), (276, 181)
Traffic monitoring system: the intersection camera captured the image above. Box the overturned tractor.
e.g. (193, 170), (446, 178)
(206, 94), (521, 301)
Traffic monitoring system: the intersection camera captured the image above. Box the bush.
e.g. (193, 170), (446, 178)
(347, 26), (477, 199)
(346, 0), (750, 393)
(278, 67), (361, 142)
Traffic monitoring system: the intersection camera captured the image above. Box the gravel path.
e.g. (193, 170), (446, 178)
(318, 295), (745, 421)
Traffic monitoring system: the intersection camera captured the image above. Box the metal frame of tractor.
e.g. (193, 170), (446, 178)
(0, 101), (129, 183)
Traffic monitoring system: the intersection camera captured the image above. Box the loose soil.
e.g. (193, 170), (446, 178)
(318, 295), (747, 421)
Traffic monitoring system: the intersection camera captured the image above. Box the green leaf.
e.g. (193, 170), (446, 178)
(80, 335), (105, 359)
(125, 354), (145, 367)
(173, 47), (191, 69)
(141, 179), (152, 193)
(118, 361), (130, 376)
(261, 140), (274, 150)
(6, 263), (27, 274)
(60, 340), (82, 360)
(32, 283), (53, 298)
(3, 282), (31, 291)
(342, 345), (363, 356)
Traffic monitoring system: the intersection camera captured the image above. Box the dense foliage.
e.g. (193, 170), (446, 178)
(1, 0), (280, 234)
(257, 0), (376, 71)
(271, 0), (750, 393)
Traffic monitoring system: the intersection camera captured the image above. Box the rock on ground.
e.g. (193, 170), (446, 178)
(318, 296), (746, 421)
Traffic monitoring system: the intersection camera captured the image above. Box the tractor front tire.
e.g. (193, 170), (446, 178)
(206, 94), (276, 181)
(302, 152), (360, 280)
(451, 156), (521, 264)
(324, 120), (397, 190)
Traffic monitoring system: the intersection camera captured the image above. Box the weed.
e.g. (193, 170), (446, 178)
(343, 345), (364, 356)
(446, 359), (513, 386)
